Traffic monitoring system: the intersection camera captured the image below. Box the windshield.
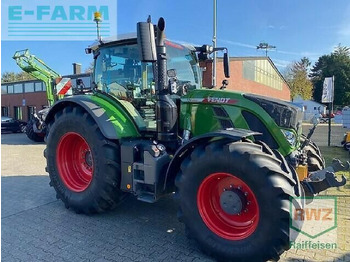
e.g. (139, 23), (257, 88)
(166, 42), (200, 88)
(93, 42), (200, 100)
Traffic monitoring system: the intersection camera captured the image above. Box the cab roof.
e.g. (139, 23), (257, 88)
(88, 33), (195, 51)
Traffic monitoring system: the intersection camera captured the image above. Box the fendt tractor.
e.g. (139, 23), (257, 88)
(44, 17), (347, 261)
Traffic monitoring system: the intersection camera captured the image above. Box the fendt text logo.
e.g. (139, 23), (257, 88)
(289, 196), (338, 250)
(1, 0), (117, 41)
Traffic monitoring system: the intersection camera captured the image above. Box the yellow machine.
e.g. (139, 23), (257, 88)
(342, 132), (350, 151)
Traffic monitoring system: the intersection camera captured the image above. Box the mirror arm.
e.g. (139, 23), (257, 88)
(212, 47), (227, 53)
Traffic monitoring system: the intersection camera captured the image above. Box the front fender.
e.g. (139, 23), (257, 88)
(163, 128), (260, 192)
(45, 95), (142, 140)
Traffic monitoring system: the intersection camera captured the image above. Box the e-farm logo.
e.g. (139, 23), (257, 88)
(289, 196), (338, 250)
(1, 0), (117, 41)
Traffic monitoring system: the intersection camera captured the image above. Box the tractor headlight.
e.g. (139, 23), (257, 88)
(281, 129), (296, 147)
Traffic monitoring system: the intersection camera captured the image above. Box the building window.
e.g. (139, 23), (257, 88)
(242, 60), (283, 90)
(243, 60), (255, 81)
(14, 106), (23, 120)
(14, 84), (23, 94)
(1, 107), (9, 117)
(1, 85), (7, 94)
(24, 82), (35, 93)
(7, 85), (14, 93)
(35, 82), (43, 91)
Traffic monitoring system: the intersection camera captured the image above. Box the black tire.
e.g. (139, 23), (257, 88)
(301, 134), (325, 172)
(45, 106), (125, 214)
(175, 140), (303, 262)
(26, 119), (45, 142)
(20, 125), (26, 133)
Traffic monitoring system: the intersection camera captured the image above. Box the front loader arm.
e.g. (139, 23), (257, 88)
(13, 49), (61, 106)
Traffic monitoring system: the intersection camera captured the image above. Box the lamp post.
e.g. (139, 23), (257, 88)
(212, 0), (217, 87)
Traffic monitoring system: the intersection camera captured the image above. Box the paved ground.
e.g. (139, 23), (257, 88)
(301, 123), (348, 147)
(1, 123), (349, 262)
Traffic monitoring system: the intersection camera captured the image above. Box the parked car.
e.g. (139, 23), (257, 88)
(319, 112), (335, 123)
(1, 117), (27, 133)
(321, 113), (335, 118)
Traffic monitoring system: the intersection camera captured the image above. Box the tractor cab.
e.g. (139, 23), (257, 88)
(88, 37), (201, 130)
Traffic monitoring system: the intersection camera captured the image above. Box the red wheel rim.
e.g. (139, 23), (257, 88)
(197, 172), (259, 240)
(56, 132), (94, 192)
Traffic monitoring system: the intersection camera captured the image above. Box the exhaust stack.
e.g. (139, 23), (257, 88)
(154, 18), (178, 143)
(137, 17), (178, 144)
(155, 18), (167, 94)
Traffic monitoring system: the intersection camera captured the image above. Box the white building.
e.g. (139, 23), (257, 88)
(343, 106), (350, 128)
(292, 96), (326, 121)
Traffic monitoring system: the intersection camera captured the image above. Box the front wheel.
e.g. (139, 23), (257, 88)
(301, 134), (325, 172)
(45, 106), (125, 214)
(176, 140), (303, 262)
(20, 125), (26, 133)
(26, 119), (45, 142)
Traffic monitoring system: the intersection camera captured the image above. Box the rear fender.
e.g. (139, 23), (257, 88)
(163, 128), (260, 192)
(45, 95), (141, 140)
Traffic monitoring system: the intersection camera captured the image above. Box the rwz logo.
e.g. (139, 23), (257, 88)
(294, 208), (333, 221)
(289, 196), (337, 239)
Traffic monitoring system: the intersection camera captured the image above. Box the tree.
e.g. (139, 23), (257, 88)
(85, 61), (94, 73)
(310, 44), (350, 106)
(333, 44), (350, 56)
(284, 57), (313, 100)
(1, 71), (35, 83)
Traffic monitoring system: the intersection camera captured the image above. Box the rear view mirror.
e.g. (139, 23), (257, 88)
(223, 52), (230, 78)
(137, 22), (157, 62)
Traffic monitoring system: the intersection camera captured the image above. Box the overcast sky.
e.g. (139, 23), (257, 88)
(2, 0), (350, 75)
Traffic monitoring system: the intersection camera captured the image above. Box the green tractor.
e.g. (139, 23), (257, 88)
(44, 17), (346, 261)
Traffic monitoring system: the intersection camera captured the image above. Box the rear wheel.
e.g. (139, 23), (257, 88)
(176, 140), (303, 262)
(45, 106), (125, 214)
(26, 119), (45, 142)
